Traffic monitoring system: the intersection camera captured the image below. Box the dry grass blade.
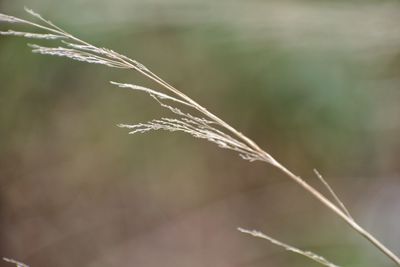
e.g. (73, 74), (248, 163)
(237, 228), (340, 267)
(28, 44), (128, 68)
(0, 14), (23, 23)
(3, 258), (29, 267)
(0, 30), (65, 39)
(112, 82), (261, 161)
(1, 8), (400, 266)
(110, 82), (192, 107)
(313, 169), (353, 220)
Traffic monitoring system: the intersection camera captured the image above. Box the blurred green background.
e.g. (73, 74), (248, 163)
(1, 0), (400, 266)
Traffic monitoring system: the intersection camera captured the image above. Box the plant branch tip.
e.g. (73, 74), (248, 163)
(313, 168), (353, 220)
(237, 227), (340, 267)
(3, 258), (29, 267)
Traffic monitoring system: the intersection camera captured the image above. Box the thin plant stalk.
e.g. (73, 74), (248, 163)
(1, 8), (400, 266)
(237, 228), (340, 267)
(3, 258), (29, 267)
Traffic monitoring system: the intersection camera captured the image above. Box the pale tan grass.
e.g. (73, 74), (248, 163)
(1, 8), (399, 266)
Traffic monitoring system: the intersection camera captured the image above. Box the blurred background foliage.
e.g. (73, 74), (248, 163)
(1, 0), (400, 267)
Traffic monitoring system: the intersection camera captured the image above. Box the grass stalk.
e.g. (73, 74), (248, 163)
(1, 8), (399, 266)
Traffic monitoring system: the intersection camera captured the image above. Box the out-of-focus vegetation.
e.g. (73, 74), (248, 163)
(1, 1), (400, 267)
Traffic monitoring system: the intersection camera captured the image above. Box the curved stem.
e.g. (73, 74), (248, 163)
(94, 33), (400, 267)
(270, 158), (400, 266)
(3, 9), (399, 265)
(128, 55), (400, 266)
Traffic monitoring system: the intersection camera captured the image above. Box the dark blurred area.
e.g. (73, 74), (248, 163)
(1, 1), (400, 266)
